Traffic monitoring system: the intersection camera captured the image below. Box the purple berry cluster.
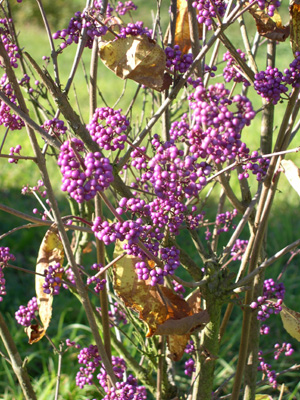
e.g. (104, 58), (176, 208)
(15, 297), (38, 326)
(21, 179), (47, 198)
(87, 107), (129, 151)
(0, 18), (20, 68)
(223, 49), (250, 86)
(187, 76), (203, 89)
(258, 351), (277, 388)
(260, 324), (270, 335)
(185, 339), (195, 354)
(22, 180), (51, 220)
(184, 358), (196, 376)
(0, 74), (25, 130)
(215, 209), (238, 235)
(42, 118), (67, 137)
(66, 338), (81, 349)
(249, 0), (281, 17)
(274, 342), (294, 360)
(116, 1), (137, 15)
(0, 247), (15, 302)
(58, 138), (114, 203)
(88, 263), (107, 292)
(173, 280), (185, 295)
(76, 346), (146, 399)
(142, 136), (210, 200)
(93, 1), (114, 16)
(98, 360), (146, 400)
(42, 262), (64, 295)
(255, 53), (300, 104)
(0, 247), (15, 265)
(135, 246), (180, 286)
(62, 266), (76, 289)
(230, 239), (249, 261)
(53, 9), (108, 50)
(87, 275), (107, 293)
(76, 344), (102, 388)
(92, 217), (143, 246)
(119, 21), (152, 38)
(238, 151), (270, 182)
(283, 52), (300, 88)
(8, 144), (22, 164)
(203, 64), (217, 78)
(192, 0), (227, 28)
(18, 73), (30, 88)
(254, 67), (288, 105)
(188, 83), (255, 165)
(102, 377), (147, 400)
(165, 45), (193, 75)
(169, 113), (190, 141)
(250, 279), (284, 321)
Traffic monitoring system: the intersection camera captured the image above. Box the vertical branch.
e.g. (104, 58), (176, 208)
(168, 0), (177, 47)
(162, 0), (176, 142)
(95, 194), (112, 362)
(0, 313), (37, 400)
(162, 0), (177, 142)
(35, 0), (60, 86)
(156, 336), (164, 400)
(90, 37), (98, 118)
(211, 189), (226, 253)
(54, 345), (63, 400)
(192, 295), (222, 400)
(242, 40), (275, 400)
(187, 0), (201, 77)
(231, 68), (300, 400)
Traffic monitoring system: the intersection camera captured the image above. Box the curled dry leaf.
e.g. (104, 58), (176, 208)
(281, 159), (300, 197)
(113, 242), (209, 361)
(26, 226), (64, 344)
(171, 0), (202, 54)
(99, 35), (169, 91)
(290, 0), (300, 55)
(247, 2), (289, 42)
(280, 303), (300, 341)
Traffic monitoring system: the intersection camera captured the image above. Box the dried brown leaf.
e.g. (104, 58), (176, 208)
(173, 0), (202, 54)
(290, 1), (300, 55)
(99, 35), (168, 91)
(113, 242), (209, 360)
(167, 334), (191, 361)
(26, 227), (64, 344)
(247, 3), (289, 42)
(154, 310), (209, 336)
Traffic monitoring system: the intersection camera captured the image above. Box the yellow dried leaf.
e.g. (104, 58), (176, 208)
(99, 35), (168, 91)
(280, 303), (300, 341)
(113, 242), (209, 360)
(290, 1), (300, 55)
(247, 2), (289, 42)
(174, 0), (202, 54)
(281, 159), (300, 197)
(255, 395), (273, 400)
(168, 334), (191, 361)
(27, 227), (64, 344)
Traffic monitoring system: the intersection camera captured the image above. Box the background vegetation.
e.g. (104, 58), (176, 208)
(1, 0), (300, 399)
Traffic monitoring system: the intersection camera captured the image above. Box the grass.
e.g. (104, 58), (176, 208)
(1, 2), (300, 399)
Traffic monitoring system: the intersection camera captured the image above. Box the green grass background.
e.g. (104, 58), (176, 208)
(1, 0), (300, 399)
